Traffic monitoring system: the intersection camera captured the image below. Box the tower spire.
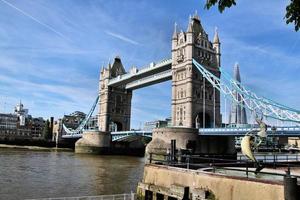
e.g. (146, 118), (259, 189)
(101, 64), (105, 73)
(234, 62), (241, 82)
(172, 22), (178, 39)
(187, 15), (193, 32)
(229, 63), (247, 125)
(213, 27), (220, 44)
(193, 10), (200, 20)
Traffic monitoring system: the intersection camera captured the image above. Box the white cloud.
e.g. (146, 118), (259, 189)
(105, 30), (139, 45)
(0, 0), (69, 41)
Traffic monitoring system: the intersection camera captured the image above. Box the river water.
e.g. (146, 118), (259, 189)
(0, 148), (145, 200)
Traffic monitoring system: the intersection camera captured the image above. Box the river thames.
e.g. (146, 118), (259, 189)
(0, 148), (145, 200)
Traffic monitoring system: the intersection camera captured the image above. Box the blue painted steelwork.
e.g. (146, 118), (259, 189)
(192, 59), (300, 123)
(62, 96), (99, 136)
(61, 58), (300, 139)
(111, 130), (152, 141)
(62, 126), (300, 139)
(199, 126), (300, 136)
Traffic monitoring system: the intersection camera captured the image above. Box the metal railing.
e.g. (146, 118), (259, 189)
(26, 193), (136, 200)
(148, 153), (300, 180)
(237, 153), (300, 163)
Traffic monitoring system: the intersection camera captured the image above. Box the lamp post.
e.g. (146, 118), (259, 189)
(271, 126), (277, 152)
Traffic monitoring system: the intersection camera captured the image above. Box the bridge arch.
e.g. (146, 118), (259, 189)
(194, 112), (212, 128)
(109, 121), (123, 132)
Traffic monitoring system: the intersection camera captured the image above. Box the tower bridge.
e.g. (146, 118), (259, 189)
(61, 12), (300, 155)
(107, 58), (172, 90)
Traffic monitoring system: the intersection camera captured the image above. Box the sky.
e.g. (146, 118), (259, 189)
(0, 0), (299, 128)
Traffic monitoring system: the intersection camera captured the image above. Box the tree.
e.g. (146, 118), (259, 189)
(205, 0), (300, 31)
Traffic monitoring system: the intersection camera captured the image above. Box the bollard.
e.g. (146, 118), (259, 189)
(246, 160), (249, 178)
(178, 149), (182, 163)
(149, 153), (152, 164)
(171, 139), (176, 162)
(284, 169), (299, 200)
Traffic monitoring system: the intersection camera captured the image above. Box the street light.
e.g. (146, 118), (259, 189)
(271, 126), (277, 152)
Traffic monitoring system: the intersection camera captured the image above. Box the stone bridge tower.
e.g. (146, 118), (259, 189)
(98, 57), (132, 132)
(171, 13), (221, 128)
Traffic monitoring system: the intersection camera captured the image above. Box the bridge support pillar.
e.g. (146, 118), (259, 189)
(145, 127), (237, 162)
(75, 131), (111, 154)
(146, 127), (199, 161)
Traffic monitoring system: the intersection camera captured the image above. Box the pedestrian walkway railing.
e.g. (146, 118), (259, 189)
(148, 153), (300, 180)
(26, 192), (136, 200)
(237, 153), (300, 163)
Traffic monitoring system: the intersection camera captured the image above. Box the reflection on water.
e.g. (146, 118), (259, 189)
(0, 148), (145, 200)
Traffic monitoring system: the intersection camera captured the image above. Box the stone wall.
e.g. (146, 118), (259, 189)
(137, 164), (284, 200)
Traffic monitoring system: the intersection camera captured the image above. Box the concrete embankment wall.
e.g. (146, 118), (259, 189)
(138, 164), (284, 200)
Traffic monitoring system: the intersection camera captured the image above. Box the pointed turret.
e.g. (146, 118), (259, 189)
(213, 27), (220, 44)
(187, 15), (193, 33)
(172, 22), (178, 39)
(213, 27), (221, 67)
(193, 10), (200, 21)
(110, 56), (126, 77)
(108, 60), (111, 69)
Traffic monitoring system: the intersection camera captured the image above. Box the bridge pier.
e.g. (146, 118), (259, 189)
(146, 127), (199, 159)
(146, 126), (236, 161)
(75, 130), (111, 154)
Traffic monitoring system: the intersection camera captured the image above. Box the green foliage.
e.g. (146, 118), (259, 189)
(205, 0), (236, 13)
(285, 0), (300, 31)
(205, 0), (300, 31)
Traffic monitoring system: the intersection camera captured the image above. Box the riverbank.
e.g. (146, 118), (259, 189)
(0, 144), (73, 151)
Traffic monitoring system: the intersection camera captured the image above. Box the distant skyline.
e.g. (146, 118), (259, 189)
(0, 0), (299, 128)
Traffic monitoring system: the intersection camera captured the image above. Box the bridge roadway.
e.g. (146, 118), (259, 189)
(108, 58), (172, 90)
(61, 126), (300, 140)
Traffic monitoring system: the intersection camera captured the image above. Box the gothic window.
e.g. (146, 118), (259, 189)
(115, 95), (122, 113)
(180, 108), (183, 121)
(177, 48), (184, 62)
(196, 89), (200, 99)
